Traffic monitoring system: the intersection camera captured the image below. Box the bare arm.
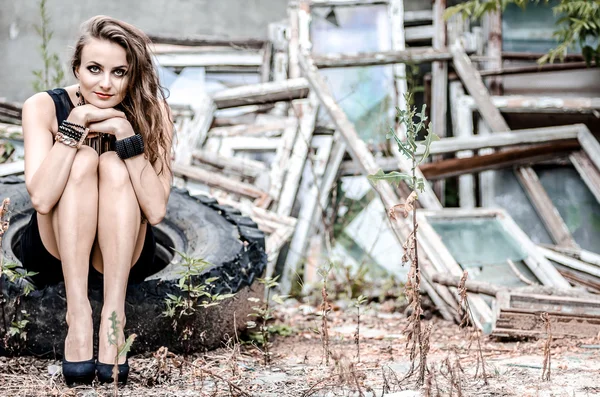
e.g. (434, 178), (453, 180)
(22, 93), (126, 214)
(91, 104), (173, 225)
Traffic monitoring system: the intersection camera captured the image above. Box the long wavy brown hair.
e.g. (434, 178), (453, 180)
(71, 15), (172, 176)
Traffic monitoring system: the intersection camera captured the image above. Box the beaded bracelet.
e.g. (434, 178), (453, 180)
(115, 134), (144, 160)
(56, 121), (89, 149)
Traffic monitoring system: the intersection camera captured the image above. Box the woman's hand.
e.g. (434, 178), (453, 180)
(88, 117), (135, 140)
(69, 103), (126, 125)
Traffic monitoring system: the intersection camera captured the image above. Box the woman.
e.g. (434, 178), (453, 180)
(20, 15), (173, 386)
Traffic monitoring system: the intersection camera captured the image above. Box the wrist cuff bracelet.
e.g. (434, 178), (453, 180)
(115, 134), (144, 160)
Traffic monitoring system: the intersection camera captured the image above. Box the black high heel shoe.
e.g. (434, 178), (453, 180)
(96, 359), (129, 384)
(62, 357), (96, 386)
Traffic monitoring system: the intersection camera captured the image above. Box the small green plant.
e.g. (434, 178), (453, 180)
(445, 0), (600, 66)
(163, 250), (233, 320)
(8, 310), (29, 341)
(246, 276), (287, 366)
(353, 294), (368, 363)
(0, 198), (11, 335)
(368, 92), (439, 385)
(32, 0), (66, 92)
(107, 310), (136, 394)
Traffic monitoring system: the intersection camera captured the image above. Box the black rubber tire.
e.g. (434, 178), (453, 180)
(0, 176), (267, 356)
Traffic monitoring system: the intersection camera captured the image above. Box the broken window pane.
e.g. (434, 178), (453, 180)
(311, 5), (394, 144)
(535, 165), (600, 254)
(492, 169), (554, 245)
(429, 217), (538, 288)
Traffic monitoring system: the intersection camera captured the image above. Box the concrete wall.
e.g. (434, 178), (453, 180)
(0, 0), (288, 102)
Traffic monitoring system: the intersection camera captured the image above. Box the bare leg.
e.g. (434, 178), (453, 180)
(96, 152), (144, 364)
(38, 146), (99, 361)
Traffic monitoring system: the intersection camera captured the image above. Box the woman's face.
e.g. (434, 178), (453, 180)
(76, 38), (129, 109)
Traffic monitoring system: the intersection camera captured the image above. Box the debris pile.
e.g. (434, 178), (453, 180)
(1, 0), (600, 339)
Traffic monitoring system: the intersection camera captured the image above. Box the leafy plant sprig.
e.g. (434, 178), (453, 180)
(32, 0), (66, 92)
(367, 92), (439, 385)
(246, 275), (288, 366)
(107, 311), (136, 394)
(444, 0), (600, 66)
(163, 250), (234, 322)
(354, 294), (368, 363)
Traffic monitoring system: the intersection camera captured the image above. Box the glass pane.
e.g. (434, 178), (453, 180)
(502, 1), (560, 53)
(429, 217), (536, 288)
(535, 165), (600, 254)
(311, 5), (394, 144)
(492, 169), (554, 245)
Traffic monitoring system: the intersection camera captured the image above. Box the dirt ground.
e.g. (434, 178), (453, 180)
(1, 299), (599, 397)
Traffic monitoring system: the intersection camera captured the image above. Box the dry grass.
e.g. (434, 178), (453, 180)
(1, 300), (597, 396)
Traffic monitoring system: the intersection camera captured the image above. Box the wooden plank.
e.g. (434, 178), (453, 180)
(406, 25), (434, 42)
(420, 140), (580, 180)
(431, 0), (447, 205)
(260, 42), (273, 83)
(154, 53), (262, 68)
(172, 163), (267, 200)
(279, 135), (335, 292)
(299, 51), (456, 322)
(450, 44), (509, 132)
(288, 1), (301, 79)
(450, 82), (475, 208)
(0, 160), (24, 177)
(416, 124), (582, 156)
(147, 34), (266, 49)
(269, 118), (299, 204)
(276, 97), (318, 216)
(217, 137), (282, 157)
(538, 246), (600, 279)
(191, 149), (267, 178)
(482, 8), (503, 95)
(0, 123), (22, 141)
(211, 78), (310, 109)
(448, 61), (596, 81)
(539, 244), (600, 268)
(174, 94), (215, 166)
(570, 151), (600, 205)
(577, 126), (600, 172)
(208, 122), (287, 138)
(313, 48), (453, 69)
(310, 0), (388, 7)
(462, 95), (600, 114)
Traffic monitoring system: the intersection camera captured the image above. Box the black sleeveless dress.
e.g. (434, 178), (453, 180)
(18, 88), (158, 288)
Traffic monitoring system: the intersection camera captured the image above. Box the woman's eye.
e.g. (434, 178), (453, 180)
(114, 69), (126, 77)
(88, 65), (100, 73)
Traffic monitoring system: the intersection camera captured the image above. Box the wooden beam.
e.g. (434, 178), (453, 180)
(450, 44), (509, 132)
(260, 42), (272, 83)
(539, 244), (600, 268)
(577, 126), (600, 172)
(570, 151), (600, 205)
(147, 34), (265, 49)
(172, 163), (267, 200)
(538, 246), (600, 279)
(310, 0), (388, 7)
(276, 97), (318, 216)
(154, 53), (262, 68)
(431, 0), (447, 205)
(313, 48), (452, 68)
(279, 135), (335, 292)
(416, 124), (582, 156)
(462, 95), (600, 114)
(0, 160), (24, 177)
(191, 149), (267, 178)
(420, 140), (580, 180)
(211, 78), (310, 109)
(174, 94), (215, 166)
(299, 51), (456, 322)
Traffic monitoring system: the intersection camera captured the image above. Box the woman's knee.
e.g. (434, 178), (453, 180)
(68, 146), (98, 185)
(98, 151), (131, 190)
